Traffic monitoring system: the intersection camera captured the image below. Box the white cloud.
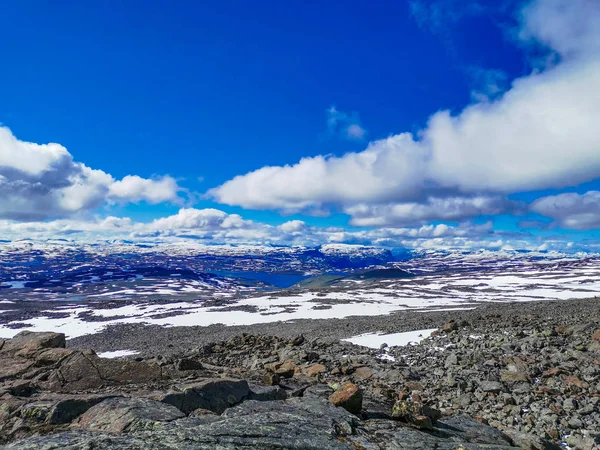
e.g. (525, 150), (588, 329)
(109, 175), (183, 204)
(149, 208), (247, 231)
(519, 0), (600, 60)
(326, 106), (367, 141)
(209, 0), (600, 222)
(210, 133), (427, 210)
(0, 126), (186, 220)
(531, 191), (600, 230)
(3, 206), (583, 252)
(0, 127), (72, 175)
(345, 124), (366, 140)
(346, 196), (514, 227)
(278, 220), (307, 233)
(0, 207), (510, 251)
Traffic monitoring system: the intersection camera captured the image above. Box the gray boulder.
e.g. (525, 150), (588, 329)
(151, 378), (250, 414)
(72, 397), (185, 433)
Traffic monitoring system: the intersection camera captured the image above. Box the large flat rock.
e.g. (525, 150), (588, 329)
(72, 397), (185, 433)
(152, 378), (250, 414)
(7, 397), (520, 450)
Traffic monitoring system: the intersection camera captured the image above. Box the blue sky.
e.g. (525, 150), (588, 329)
(1, 0), (599, 251)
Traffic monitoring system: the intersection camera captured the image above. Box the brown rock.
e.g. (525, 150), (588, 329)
(411, 393), (422, 404)
(271, 360), (296, 379)
(397, 391), (410, 401)
(329, 382), (363, 415)
(97, 358), (162, 384)
(440, 320), (458, 333)
(542, 367), (564, 377)
(189, 408), (218, 417)
(35, 348), (75, 367)
(262, 372), (281, 386)
(592, 330), (600, 342)
(44, 351), (164, 391)
(45, 352), (103, 391)
(340, 364), (355, 376)
(555, 326), (572, 336)
(353, 367), (373, 381)
(3, 332), (66, 355)
(304, 364), (326, 377)
(412, 414), (433, 430)
(0, 358), (35, 382)
(404, 381), (425, 392)
(473, 416), (489, 425)
(564, 376), (589, 389)
(536, 386), (559, 395)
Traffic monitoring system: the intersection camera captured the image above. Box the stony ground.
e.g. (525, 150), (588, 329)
(1, 297), (599, 449)
(70, 296), (600, 357)
(1, 331), (521, 450)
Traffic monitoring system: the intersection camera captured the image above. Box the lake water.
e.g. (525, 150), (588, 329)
(210, 271), (312, 288)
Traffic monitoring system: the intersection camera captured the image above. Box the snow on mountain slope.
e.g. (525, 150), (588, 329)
(0, 241), (599, 339)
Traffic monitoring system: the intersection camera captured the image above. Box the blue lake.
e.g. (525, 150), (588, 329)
(210, 271), (313, 288)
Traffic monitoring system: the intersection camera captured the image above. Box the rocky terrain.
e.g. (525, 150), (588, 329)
(1, 297), (599, 449)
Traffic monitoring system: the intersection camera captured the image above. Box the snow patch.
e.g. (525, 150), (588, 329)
(342, 328), (437, 349)
(97, 350), (140, 359)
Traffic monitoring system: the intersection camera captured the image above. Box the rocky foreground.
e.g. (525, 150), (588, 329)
(0, 304), (599, 449)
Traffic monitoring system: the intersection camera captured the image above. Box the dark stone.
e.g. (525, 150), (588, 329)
(7, 401), (522, 450)
(154, 378), (250, 414)
(73, 397), (185, 433)
(176, 358), (204, 371)
(248, 383), (287, 401)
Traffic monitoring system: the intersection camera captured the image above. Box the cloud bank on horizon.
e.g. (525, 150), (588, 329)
(1, 0), (600, 252)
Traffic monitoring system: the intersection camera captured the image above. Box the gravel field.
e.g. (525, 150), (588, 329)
(69, 296), (600, 357)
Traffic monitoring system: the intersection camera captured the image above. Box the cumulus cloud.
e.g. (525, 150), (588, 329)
(4, 205), (575, 251)
(149, 208), (249, 231)
(0, 208), (511, 250)
(326, 106), (367, 141)
(0, 126), (186, 220)
(346, 196), (515, 227)
(109, 175), (183, 204)
(531, 191), (600, 230)
(209, 0), (600, 226)
(278, 220), (307, 233)
(519, 0), (600, 60)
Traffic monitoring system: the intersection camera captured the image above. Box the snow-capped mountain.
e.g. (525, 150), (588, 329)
(1, 240), (600, 339)
(0, 241), (396, 286)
